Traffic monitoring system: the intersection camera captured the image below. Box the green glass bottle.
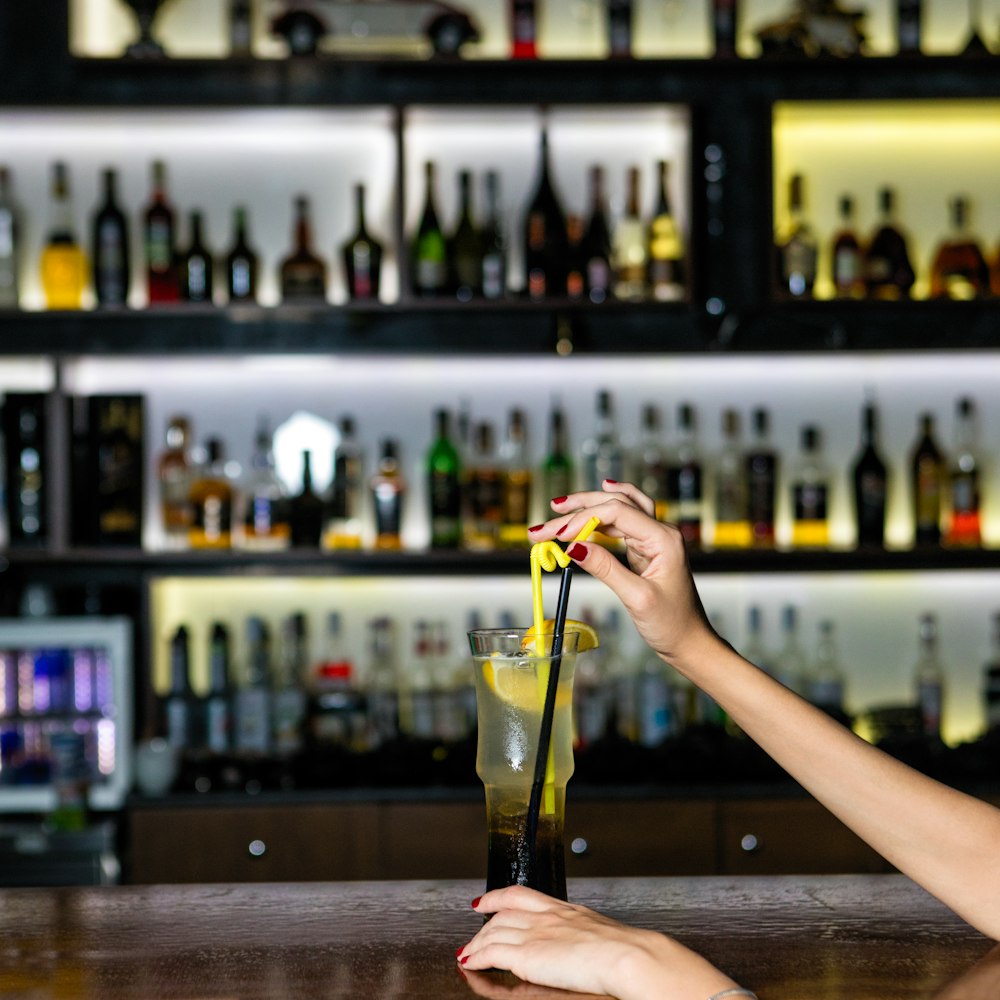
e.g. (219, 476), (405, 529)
(427, 408), (462, 548)
(411, 161), (447, 298)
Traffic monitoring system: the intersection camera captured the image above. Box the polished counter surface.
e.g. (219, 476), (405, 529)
(0, 875), (993, 999)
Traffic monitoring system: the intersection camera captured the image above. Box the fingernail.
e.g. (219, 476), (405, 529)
(551, 496), (568, 505)
(471, 896), (481, 908)
(460, 955), (470, 966)
(528, 524), (544, 533)
(604, 478), (618, 484)
(567, 543), (587, 560)
(555, 523), (569, 537)
(455, 947), (464, 957)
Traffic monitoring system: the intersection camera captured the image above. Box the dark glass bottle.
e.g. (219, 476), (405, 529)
(582, 166), (612, 304)
(164, 624), (196, 752)
(0, 165), (21, 309)
(225, 206), (259, 304)
(524, 129), (567, 300)
(831, 194), (864, 299)
(852, 400), (888, 548)
(324, 415), (364, 549)
(144, 160), (178, 304)
(205, 622), (233, 756)
(910, 412), (944, 547)
(565, 214), (586, 301)
(790, 425), (830, 549)
(863, 187), (915, 300)
(280, 196), (328, 303)
(542, 404), (574, 507)
(746, 407), (777, 548)
(411, 161), (447, 297)
(289, 450), (324, 548)
(929, 195), (990, 300)
(342, 183), (383, 301)
(666, 402), (703, 547)
(480, 170), (507, 300)
(448, 170), (482, 301)
(607, 0), (633, 57)
(371, 439), (405, 550)
(427, 409), (462, 549)
(179, 211), (214, 303)
(510, 0), (537, 58)
(92, 167), (130, 307)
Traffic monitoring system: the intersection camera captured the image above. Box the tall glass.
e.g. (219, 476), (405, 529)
(468, 627), (579, 900)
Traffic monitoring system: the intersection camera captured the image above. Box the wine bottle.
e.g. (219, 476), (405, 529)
(647, 160), (685, 302)
(945, 396), (981, 548)
(289, 450), (324, 548)
(144, 160), (179, 305)
(863, 187), (915, 300)
(612, 165), (647, 301)
(40, 161), (87, 310)
(448, 170), (482, 301)
(229, 0), (252, 56)
(164, 625), (196, 753)
(0, 165), (21, 308)
(746, 406), (777, 548)
(582, 166), (612, 304)
(234, 615), (272, 758)
(910, 412), (945, 547)
(565, 214), (586, 300)
(188, 438), (235, 550)
(831, 194), (864, 299)
(510, 0), (537, 58)
(179, 210), (214, 304)
(91, 167), (130, 308)
(776, 173), (817, 299)
(280, 195), (328, 303)
(205, 621), (234, 756)
(324, 415), (364, 549)
(607, 0), (633, 57)
(427, 409), (462, 549)
(272, 612), (307, 759)
(790, 425), (830, 549)
(371, 439), (405, 550)
(480, 170), (507, 300)
(897, 0), (922, 53)
(929, 195), (990, 300)
(242, 416), (289, 550)
(342, 183), (383, 301)
(665, 402), (703, 547)
(225, 206), (259, 304)
(713, 408), (750, 549)
(524, 129), (567, 300)
(499, 408), (532, 548)
(411, 161), (447, 297)
(852, 399), (888, 548)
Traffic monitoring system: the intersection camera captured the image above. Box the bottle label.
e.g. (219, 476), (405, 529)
(834, 246), (861, 288)
(372, 483), (402, 539)
(147, 220), (172, 273)
(482, 253), (505, 299)
(206, 696), (231, 754)
(793, 482), (828, 522)
(235, 687), (270, 754)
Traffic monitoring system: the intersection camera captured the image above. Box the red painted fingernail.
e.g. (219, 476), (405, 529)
(551, 496), (568, 505)
(556, 523), (569, 537)
(460, 955), (470, 965)
(455, 947), (464, 957)
(604, 478), (618, 484)
(528, 524), (544, 533)
(471, 896), (481, 908)
(567, 543), (587, 560)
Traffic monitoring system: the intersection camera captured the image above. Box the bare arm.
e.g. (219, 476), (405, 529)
(536, 482), (1000, 941)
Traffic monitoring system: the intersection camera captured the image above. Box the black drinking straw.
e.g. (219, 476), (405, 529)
(525, 559), (573, 886)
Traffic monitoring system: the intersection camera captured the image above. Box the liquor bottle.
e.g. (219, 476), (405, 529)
(179, 210), (214, 304)
(776, 173), (817, 299)
(144, 160), (179, 305)
(204, 622), (233, 756)
(188, 438), (235, 549)
(272, 611), (307, 758)
(164, 625), (196, 752)
(607, 0), (633, 57)
(427, 408), (462, 549)
(40, 162), (87, 310)
(565, 215), (586, 301)
(289, 450), (324, 548)
(499, 408), (532, 548)
(582, 165), (612, 304)
(2, 393), (49, 547)
(790, 425), (830, 549)
(582, 389), (625, 490)
(234, 616), (272, 756)
(510, 0), (537, 58)
(524, 129), (567, 300)
(411, 161), (447, 298)
(897, 0), (922, 53)
(852, 399), (888, 548)
(636, 403), (667, 521)
(0, 165), (21, 308)
(712, 0), (738, 57)
(809, 620), (845, 717)
(367, 617), (400, 747)
(945, 396), (981, 548)
(742, 605), (772, 674)
(87, 394), (145, 547)
(713, 408), (750, 549)
(91, 167), (130, 307)
(342, 183), (383, 301)
(157, 414), (194, 548)
(229, 0), (252, 56)
(371, 439), (405, 550)
(541, 404), (574, 515)
(308, 611), (366, 752)
(465, 421), (502, 551)
(929, 195), (990, 300)
(480, 170), (507, 300)
(863, 187), (915, 300)
(324, 415), (364, 549)
(910, 412), (945, 547)
(666, 402), (703, 547)
(774, 605), (805, 695)
(647, 160), (685, 302)
(241, 417), (289, 550)
(280, 195), (328, 303)
(983, 612), (1000, 733)
(448, 170), (481, 301)
(913, 612), (944, 741)
(831, 194), (864, 299)
(745, 407), (777, 548)
(612, 165), (647, 301)
(225, 206), (259, 304)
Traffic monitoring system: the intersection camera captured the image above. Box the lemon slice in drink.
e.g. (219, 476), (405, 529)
(482, 657), (548, 712)
(521, 619), (600, 654)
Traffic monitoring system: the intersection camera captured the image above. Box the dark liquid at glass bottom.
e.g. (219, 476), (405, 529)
(486, 810), (566, 900)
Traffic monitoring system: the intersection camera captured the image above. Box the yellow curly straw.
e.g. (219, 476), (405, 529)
(529, 516), (601, 640)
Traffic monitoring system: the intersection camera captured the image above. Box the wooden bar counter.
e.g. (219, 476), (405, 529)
(0, 874), (993, 999)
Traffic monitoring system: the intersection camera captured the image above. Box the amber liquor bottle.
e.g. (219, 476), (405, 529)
(745, 407), (777, 548)
(863, 187), (915, 299)
(280, 196), (328, 303)
(188, 438), (235, 549)
(944, 397), (981, 548)
(929, 195), (990, 300)
(831, 195), (864, 299)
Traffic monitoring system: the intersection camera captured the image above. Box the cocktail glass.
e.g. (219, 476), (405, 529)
(468, 627), (580, 901)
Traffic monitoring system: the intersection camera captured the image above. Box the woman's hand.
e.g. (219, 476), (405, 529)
(528, 482), (718, 670)
(457, 885), (739, 1000)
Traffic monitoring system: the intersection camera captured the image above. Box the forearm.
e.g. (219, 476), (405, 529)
(671, 631), (1000, 940)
